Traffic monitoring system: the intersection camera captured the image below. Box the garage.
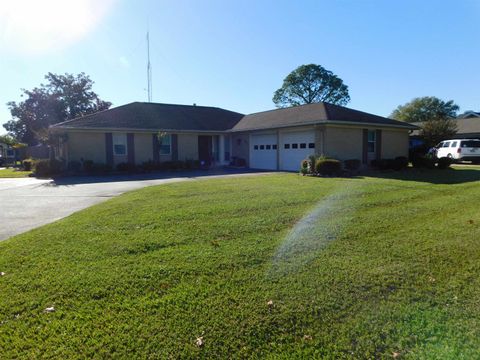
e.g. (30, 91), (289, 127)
(280, 130), (315, 171)
(250, 133), (278, 170)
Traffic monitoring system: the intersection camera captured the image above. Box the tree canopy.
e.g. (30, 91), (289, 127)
(3, 73), (111, 145)
(420, 118), (458, 147)
(390, 96), (459, 123)
(273, 64), (350, 108)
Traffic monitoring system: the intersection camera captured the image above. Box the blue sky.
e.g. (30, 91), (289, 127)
(1, 0), (479, 135)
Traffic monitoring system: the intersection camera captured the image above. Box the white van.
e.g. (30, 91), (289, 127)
(435, 139), (480, 163)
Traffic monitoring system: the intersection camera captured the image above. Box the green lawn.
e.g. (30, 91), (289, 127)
(1, 169), (480, 358)
(0, 168), (32, 178)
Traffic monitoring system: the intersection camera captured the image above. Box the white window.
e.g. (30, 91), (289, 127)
(113, 133), (127, 156)
(159, 134), (171, 155)
(367, 130), (376, 153)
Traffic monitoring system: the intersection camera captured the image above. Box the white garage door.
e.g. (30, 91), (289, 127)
(280, 131), (315, 171)
(250, 133), (278, 170)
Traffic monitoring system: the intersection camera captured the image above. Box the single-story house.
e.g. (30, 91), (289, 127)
(50, 102), (416, 171)
(410, 112), (480, 144)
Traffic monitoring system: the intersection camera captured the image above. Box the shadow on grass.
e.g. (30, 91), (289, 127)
(363, 166), (480, 185)
(47, 168), (269, 186)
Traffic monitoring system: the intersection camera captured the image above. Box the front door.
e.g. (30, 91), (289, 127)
(198, 135), (213, 166)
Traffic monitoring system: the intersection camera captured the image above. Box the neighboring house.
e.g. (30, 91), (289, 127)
(411, 112), (480, 141)
(0, 142), (6, 165)
(50, 102), (416, 171)
(0, 142), (16, 165)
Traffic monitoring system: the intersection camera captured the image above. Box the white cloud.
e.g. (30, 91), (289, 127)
(0, 0), (116, 55)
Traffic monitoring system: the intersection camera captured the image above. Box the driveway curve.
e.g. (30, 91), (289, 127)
(0, 170), (271, 241)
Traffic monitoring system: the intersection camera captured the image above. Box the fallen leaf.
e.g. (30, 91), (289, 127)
(44, 306), (55, 313)
(195, 336), (204, 347)
(303, 334), (312, 340)
(392, 351), (401, 358)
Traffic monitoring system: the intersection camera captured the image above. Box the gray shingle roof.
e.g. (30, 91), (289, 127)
(410, 118), (480, 138)
(51, 101), (416, 133)
(231, 102), (417, 131)
(51, 102), (245, 132)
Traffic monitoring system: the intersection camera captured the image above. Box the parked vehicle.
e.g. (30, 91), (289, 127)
(435, 139), (480, 163)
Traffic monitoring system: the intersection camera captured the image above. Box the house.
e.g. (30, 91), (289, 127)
(50, 102), (416, 171)
(0, 141), (16, 165)
(410, 111), (480, 143)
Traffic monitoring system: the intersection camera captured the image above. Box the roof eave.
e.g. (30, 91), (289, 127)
(49, 126), (230, 134)
(229, 119), (418, 132)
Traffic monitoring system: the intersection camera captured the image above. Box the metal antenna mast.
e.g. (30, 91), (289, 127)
(147, 31), (152, 102)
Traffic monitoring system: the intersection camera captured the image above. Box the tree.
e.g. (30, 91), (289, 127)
(390, 96), (459, 123)
(273, 64), (350, 108)
(420, 118), (458, 147)
(0, 135), (17, 146)
(4, 73), (111, 145)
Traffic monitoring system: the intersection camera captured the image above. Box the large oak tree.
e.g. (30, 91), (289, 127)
(273, 64), (350, 108)
(4, 73), (111, 145)
(390, 96), (459, 123)
(391, 96), (459, 147)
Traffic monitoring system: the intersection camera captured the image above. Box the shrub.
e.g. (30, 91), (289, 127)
(393, 156), (409, 170)
(22, 159), (33, 171)
(82, 160), (95, 173)
(91, 163), (112, 174)
(68, 160), (82, 172)
(371, 159), (389, 170)
(437, 157), (453, 169)
(344, 159), (361, 171)
(412, 155), (436, 169)
(34, 159), (64, 177)
(140, 160), (158, 172)
(116, 162), (136, 172)
(185, 159), (200, 170)
(371, 157), (408, 171)
(300, 159), (310, 175)
(315, 158), (342, 176)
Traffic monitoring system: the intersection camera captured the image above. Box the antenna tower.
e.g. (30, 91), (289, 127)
(147, 31), (152, 102)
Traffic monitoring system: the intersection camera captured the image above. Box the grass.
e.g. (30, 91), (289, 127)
(0, 168), (32, 178)
(1, 169), (480, 358)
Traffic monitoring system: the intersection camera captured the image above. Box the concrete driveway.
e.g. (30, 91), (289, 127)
(0, 170), (270, 241)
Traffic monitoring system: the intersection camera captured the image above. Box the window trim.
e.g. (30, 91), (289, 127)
(367, 130), (376, 153)
(113, 133), (127, 156)
(159, 134), (172, 155)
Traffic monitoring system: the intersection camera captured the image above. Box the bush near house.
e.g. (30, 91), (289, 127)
(315, 158), (342, 176)
(412, 155), (453, 170)
(33, 159), (64, 177)
(437, 157), (453, 169)
(68, 160), (82, 173)
(371, 157), (409, 171)
(344, 159), (361, 171)
(116, 162), (136, 172)
(22, 158), (33, 171)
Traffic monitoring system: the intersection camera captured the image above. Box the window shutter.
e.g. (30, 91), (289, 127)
(171, 134), (178, 161)
(127, 133), (135, 164)
(375, 129), (382, 160)
(105, 133), (113, 166)
(362, 129), (368, 164)
(152, 134), (159, 162)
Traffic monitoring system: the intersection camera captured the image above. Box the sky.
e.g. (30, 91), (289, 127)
(1, 0), (479, 135)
